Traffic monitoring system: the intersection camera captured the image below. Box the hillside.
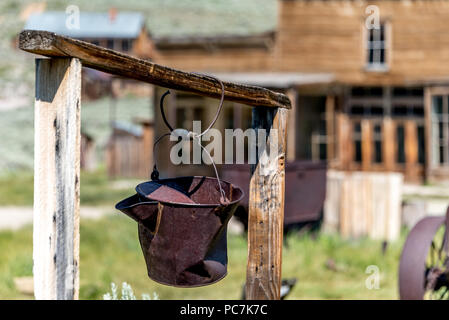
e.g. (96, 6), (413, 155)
(0, 0), (276, 174)
(0, 0), (276, 100)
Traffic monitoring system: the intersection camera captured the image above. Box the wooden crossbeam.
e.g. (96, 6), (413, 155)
(19, 30), (290, 109)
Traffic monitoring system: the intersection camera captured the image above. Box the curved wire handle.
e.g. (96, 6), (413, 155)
(150, 132), (171, 181)
(152, 74), (229, 205)
(160, 90), (174, 132)
(158, 74), (225, 138)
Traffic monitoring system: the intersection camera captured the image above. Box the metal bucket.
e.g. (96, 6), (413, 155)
(115, 176), (244, 287)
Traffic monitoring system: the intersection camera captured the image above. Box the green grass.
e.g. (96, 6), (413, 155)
(0, 167), (142, 207)
(403, 194), (449, 201)
(0, 214), (405, 300)
(282, 232), (403, 299)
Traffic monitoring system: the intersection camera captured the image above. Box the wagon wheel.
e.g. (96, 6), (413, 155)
(399, 209), (449, 300)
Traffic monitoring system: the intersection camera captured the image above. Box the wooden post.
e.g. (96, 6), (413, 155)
(383, 117), (395, 171)
(361, 120), (372, 171)
(405, 120), (419, 178)
(34, 58), (81, 300)
(325, 95), (335, 161)
(246, 107), (288, 300)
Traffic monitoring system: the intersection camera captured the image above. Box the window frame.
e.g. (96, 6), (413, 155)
(363, 20), (391, 72)
(430, 95), (449, 166)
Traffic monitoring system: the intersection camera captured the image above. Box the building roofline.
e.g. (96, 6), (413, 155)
(213, 72), (335, 88)
(154, 31), (276, 50)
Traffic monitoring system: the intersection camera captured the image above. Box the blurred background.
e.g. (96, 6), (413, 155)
(1, 0), (449, 300)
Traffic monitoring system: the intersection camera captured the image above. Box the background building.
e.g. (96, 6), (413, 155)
(150, 0), (449, 183)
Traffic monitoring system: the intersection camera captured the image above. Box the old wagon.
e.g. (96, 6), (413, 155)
(221, 160), (327, 232)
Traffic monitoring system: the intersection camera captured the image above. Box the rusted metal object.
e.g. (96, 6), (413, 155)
(399, 208), (449, 300)
(221, 160), (327, 229)
(116, 176), (243, 287)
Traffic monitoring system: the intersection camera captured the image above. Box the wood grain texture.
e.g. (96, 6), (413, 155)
(34, 58), (81, 300)
(405, 120), (419, 178)
(105, 126), (153, 179)
(156, 48), (273, 73)
(336, 112), (351, 170)
(323, 170), (403, 242)
(246, 107), (287, 300)
(361, 120), (372, 171)
(19, 30), (290, 109)
(277, 0), (449, 85)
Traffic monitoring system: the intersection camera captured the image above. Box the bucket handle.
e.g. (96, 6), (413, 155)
(151, 74), (229, 205)
(158, 73), (225, 140)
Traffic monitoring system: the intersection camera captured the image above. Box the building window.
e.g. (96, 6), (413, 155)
(311, 103), (328, 161)
(417, 125), (425, 165)
(366, 23), (388, 71)
(348, 86), (424, 118)
(431, 96), (449, 165)
(348, 87), (386, 117)
(391, 86), (424, 118)
(107, 39), (114, 50)
(349, 104), (384, 117)
(373, 124), (383, 164)
(396, 125), (406, 164)
(174, 105), (206, 163)
(122, 39), (131, 52)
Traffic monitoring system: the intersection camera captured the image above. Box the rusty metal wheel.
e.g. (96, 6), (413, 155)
(399, 209), (449, 300)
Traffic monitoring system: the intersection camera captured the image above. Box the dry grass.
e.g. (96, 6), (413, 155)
(0, 213), (405, 300)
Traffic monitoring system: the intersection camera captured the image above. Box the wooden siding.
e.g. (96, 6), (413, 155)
(148, 0), (449, 182)
(106, 124), (154, 179)
(155, 48), (273, 72)
(276, 0), (449, 85)
(148, 0), (449, 86)
(324, 170), (403, 241)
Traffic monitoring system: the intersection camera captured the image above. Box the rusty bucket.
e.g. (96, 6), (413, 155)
(115, 176), (244, 287)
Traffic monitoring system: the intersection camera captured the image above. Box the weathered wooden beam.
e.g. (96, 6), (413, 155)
(19, 30), (290, 109)
(34, 58), (81, 300)
(246, 107), (288, 300)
